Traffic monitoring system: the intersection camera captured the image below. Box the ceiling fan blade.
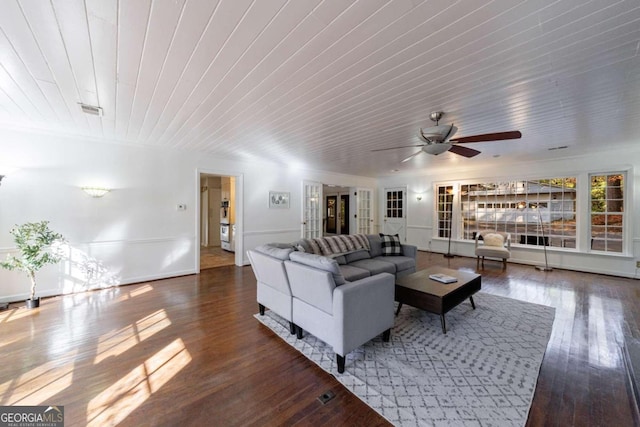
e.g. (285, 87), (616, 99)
(371, 144), (424, 152)
(449, 144), (481, 158)
(450, 130), (522, 144)
(401, 150), (424, 163)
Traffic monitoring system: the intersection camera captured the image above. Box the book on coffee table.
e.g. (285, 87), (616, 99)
(429, 273), (457, 284)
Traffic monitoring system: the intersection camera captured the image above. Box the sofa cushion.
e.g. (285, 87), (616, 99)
(254, 244), (294, 261)
(338, 264), (371, 281)
(291, 239), (312, 253)
(305, 235), (370, 257)
(334, 255), (347, 265)
(379, 233), (403, 256)
(349, 258), (396, 275)
(483, 233), (504, 247)
(289, 252), (346, 285)
(345, 249), (371, 263)
(373, 255), (414, 272)
(366, 234), (383, 258)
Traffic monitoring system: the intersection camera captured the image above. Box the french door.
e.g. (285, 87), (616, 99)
(356, 187), (373, 234)
(326, 195), (337, 234)
(340, 194), (350, 235)
(302, 180), (323, 238)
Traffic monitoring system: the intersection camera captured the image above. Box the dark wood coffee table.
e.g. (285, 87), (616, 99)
(395, 267), (481, 333)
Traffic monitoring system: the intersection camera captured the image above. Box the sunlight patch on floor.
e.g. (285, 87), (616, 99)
(94, 309), (171, 364)
(0, 349), (77, 405)
(87, 338), (192, 426)
(0, 306), (42, 323)
(589, 294), (622, 369)
(0, 335), (21, 350)
(115, 284), (154, 302)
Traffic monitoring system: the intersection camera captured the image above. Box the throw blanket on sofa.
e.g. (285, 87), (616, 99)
(307, 234), (370, 257)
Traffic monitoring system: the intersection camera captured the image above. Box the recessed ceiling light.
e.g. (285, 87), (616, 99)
(391, 169), (399, 172)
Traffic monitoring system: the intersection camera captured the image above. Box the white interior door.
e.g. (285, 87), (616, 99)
(209, 188), (221, 246)
(200, 184), (208, 246)
(383, 187), (407, 241)
(356, 187), (373, 234)
(302, 180), (323, 238)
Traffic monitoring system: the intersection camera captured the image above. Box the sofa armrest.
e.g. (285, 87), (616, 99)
(333, 272), (395, 355)
(401, 244), (417, 259)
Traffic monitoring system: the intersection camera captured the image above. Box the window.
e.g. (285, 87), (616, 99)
(457, 179), (577, 247)
(437, 185), (453, 238)
(386, 190), (403, 218)
(590, 173), (624, 253)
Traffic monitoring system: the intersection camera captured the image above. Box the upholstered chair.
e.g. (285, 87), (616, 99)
(475, 231), (511, 269)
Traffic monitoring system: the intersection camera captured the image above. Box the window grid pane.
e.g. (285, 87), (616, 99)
(437, 186), (453, 238)
(455, 179), (578, 248)
(386, 190), (404, 219)
(590, 173), (624, 253)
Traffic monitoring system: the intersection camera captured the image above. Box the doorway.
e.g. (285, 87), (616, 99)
(307, 184), (371, 238)
(323, 185), (350, 236)
(340, 194), (350, 235)
(199, 173), (236, 270)
(326, 195), (338, 234)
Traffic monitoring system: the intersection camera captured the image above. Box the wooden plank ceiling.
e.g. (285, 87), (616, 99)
(0, 0), (638, 177)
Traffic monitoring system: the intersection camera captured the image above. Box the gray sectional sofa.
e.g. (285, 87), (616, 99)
(292, 233), (417, 281)
(247, 234), (417, 373)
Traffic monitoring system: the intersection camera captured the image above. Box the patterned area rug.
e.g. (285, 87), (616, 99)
(255, 292), (555, 426)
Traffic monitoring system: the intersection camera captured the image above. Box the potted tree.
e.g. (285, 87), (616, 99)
(0, 221), (65, 309)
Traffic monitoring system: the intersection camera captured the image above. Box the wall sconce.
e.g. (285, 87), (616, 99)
(0, 175), (4, 186)
(416, 195), (422, 201)
(82, 187), (110, 198)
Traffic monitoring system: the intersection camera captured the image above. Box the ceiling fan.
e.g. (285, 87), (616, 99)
(372, 111), (522, 162)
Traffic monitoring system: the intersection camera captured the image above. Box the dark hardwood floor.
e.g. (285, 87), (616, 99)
(1, 252), (639, 426)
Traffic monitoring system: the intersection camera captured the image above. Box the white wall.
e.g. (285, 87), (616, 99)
(2, 128), (637, 303)
(241, 168), (376, 252)
(0, 129), (376, 302)
(376, 150), (640, 279)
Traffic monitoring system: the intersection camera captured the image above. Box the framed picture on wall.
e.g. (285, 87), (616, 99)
(269, 191), (290, 209)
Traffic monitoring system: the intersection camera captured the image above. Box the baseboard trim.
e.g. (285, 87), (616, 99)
(0, 269), (197, 304)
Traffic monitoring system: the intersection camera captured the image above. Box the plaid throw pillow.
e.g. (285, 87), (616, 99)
(380, 233), (403, 256)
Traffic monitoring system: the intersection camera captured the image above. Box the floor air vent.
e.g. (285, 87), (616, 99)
(317, 390), (335, 404)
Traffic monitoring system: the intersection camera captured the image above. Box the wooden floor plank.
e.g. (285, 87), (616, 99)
(0, 251), (639, 426)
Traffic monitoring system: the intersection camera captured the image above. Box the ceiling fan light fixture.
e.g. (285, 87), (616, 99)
(423, 143), (452, 155)
(374, 111), (521, 161)
(420, 124), (458, 140)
